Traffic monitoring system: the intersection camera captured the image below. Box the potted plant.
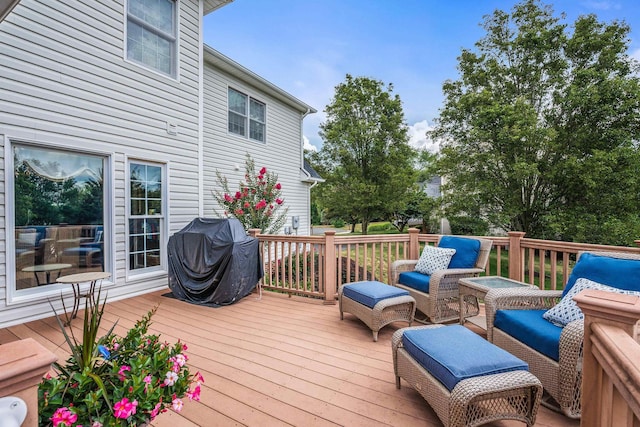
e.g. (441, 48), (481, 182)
(38, 288), (203, 426)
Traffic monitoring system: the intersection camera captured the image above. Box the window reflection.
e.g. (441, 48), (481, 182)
(14, 145), (105, 289)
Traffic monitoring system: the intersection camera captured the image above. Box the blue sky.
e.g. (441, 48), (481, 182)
(204, 1), (640, 152)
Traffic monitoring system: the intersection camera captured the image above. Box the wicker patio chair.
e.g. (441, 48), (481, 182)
(484, 250), (640, 419)
(390, 236), (492, 323)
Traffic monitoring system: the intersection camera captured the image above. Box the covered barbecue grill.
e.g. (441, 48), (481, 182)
(167, 218), (262, 306)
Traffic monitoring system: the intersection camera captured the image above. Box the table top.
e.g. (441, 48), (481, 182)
(22, 263), (72, 273)
(459, 276), (533, 292)
(56, 271), (111, 284)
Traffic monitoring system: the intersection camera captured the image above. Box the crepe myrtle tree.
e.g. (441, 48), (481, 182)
(213, 154), (288, 234)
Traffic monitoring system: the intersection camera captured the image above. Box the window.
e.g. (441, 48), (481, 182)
(126, 0), (176, 77)
(13, 144), (106, 290)
(228, 87), (266, 142)
(129, 162), (164, 271)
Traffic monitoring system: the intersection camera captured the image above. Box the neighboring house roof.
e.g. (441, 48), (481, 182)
(204, 46), (317, 115)
(301, 160), (324, 183)
(203, 0), (234, 15)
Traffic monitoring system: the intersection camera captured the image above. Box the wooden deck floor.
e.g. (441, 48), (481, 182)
(1, 289), (580, 427)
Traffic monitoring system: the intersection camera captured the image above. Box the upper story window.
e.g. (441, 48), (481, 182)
(126, 0), (177, 77)
(228, 87), (266, 142)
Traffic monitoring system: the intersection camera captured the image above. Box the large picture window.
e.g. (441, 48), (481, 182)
(13, 145), (105, 290)
(126, 0), (177, 77)
(129, 162), (164, 271)
(228, 87), (266, 142)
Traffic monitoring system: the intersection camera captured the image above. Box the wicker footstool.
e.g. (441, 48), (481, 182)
(339, 281), (416, 341)
(392, 325), (542, 427)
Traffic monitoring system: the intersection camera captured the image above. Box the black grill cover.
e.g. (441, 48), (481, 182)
(167, 218), (262, 306)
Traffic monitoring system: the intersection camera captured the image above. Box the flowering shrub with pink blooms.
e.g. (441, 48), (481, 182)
(39, 291), (203, 427)
(213, 154), (288, 233)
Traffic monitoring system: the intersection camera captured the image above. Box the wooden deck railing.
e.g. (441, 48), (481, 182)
(574, 290), (640, 426)
(250, 229), (640, 304)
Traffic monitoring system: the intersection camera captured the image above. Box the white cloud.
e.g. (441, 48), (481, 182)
(407, 120), (440, 153)
(303, 135), (317, 152)
(631, 48), (640, 63)
(583, 1), (621, 11)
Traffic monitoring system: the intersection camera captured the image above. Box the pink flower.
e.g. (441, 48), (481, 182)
(235, 208), (244, 215)
(276, 198), (283, 205)
(118, 365), (131, 381)
(194, 371), (205, 384)
(275, 183), (281, 190)
(224, 193), (233, 202)
(92, 422), (103, 427)
(255, 200), (267, 210)
(258, 175), (264, 181)
(259, 167), (267, 175)
(244, 201), (250, 208)
(150, 402), (162, 420)
(182, 343), (188, 351)
(164, 371), (179, 386)
(51, 407), (77, 427)
(113, 397), (138, 419)
(235, 191), (242, 199)
(172, 397), (184, 412)
(186, 384), (202, 401)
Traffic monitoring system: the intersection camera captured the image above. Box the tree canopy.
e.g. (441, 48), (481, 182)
(432, 0), (640, 245)
(317, 74), (417, 234)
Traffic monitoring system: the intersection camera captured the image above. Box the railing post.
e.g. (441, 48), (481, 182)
(508, 231), (525, 281)
(408, 228), (420, 260)
(574, 290), (640, 426)
(0, 338), (57, 427)
(248, 228), (260, 238)
(324, 230), (337, 305)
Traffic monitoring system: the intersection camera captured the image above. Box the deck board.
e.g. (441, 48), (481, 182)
(1, 288), (579, 427)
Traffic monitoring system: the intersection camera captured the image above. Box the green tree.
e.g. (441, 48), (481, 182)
(318, 74), (417, 234)
(432, 0), (640, 244)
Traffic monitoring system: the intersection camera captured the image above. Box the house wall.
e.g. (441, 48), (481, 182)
(202, 58), (312, 236)
(0, 0), (204, 327)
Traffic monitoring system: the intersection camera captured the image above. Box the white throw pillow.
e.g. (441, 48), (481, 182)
(414, 245), (456, 275)
(543, 277), (640, 327)
(18, 232), (38, 246)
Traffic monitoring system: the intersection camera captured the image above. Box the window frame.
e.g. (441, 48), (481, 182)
(126, 159), (167, 277)
(4, 138), (113, 306)
(227, 86), (267, 143)
(125, 0), (179, 79)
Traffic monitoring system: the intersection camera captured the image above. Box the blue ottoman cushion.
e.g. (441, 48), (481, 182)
(398, 271), (431, 293)
(342, 281), (409, 309)
(495, 309), (563, 361)
(402, 325), (528, 391)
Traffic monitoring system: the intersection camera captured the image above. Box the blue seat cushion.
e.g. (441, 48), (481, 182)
(342, 281), (409, 308)
(402, 325), (528, 392)
(563, 252), (640, 297)
(438, 236), (481, 269)
(398, 271), (431, 293)
(494, 309), (562, 361)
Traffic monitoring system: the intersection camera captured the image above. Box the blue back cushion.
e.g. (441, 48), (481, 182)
(402, 325), (528, 391)
(563, 253), (640, 297)
(438, 236), (481, 269)
(495, 309), (563, 361)
(398, 271), (430, 293)
(342, 281), (409, 308)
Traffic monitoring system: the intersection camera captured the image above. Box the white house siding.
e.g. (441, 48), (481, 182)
(202, 52), (314, 236)
(0, 0), (205, 327)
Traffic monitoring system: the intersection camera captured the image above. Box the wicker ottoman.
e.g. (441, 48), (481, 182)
(392, 325), (542, 427)
(339, 281), (416, 341)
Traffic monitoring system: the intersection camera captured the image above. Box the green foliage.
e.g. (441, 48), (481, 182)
(39, 292), (202, 426)
(331, 218), (345, 228)
(432, 0), (640, 244)
(213, 154), (288, 233)
(317, 74), (417, 234)
(310, 202), (322, 225)
(389, 187), (438, 232)
(448, 215), (490, 236)
(367, 222), (392, 233)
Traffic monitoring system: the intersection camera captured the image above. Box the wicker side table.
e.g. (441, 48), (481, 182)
(339, 283), (416, 342)
(392, 325), (542, 427)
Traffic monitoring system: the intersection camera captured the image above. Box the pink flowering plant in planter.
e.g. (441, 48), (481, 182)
(213, 154), (288, 233)
(38, 289), (203, 426)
